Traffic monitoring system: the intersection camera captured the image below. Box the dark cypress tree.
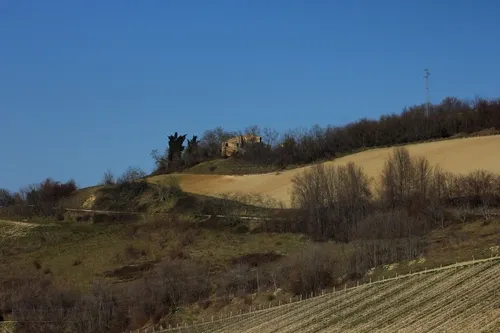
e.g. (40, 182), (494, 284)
(167, 132), (187, 171)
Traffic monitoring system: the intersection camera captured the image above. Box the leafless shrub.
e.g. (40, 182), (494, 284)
(100, 169), (115, 186)
(8, 276), (129, 333)
(479, 202), (493, 220)
(275, 243), (344, 295)
(349, 237), (424, 274)
(153, 177), (182, 203)
(145, 259), (211, 313)
(117, 166), (146, 184)
(449, 170), (500, 208)
(167, 229), (199, 260)
(353, 208), (429, 240)
(218, 264), (259, 297)
(455, 202), (472, 223)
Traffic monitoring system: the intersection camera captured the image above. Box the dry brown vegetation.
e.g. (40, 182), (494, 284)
(0, 214), (307, 332)
(0, 178), (77, 221)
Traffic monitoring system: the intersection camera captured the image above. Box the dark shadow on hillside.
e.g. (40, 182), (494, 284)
(92, 181), (151, 212)
(230, 252), (284, 268)
(103, 261), (156, 281)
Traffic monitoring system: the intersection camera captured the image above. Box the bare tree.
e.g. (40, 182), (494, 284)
(378, 147), (443, 214)
(153, 260), (211, 313)
(262, 127), (280, 149)
(244, 124), (261, 137)
(378, 147), (416, 208)
(479, 199), (492, 220)
(100, 169), (115, 186)
(291, 162), (372, 241)
(0, 188), (14, 208)
(200, 127), (237, 158)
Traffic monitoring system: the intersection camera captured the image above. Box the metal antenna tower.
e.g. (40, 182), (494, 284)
(423, 68), (431, 116)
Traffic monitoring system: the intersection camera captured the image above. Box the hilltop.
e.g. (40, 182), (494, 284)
(158, 135), (500, 207)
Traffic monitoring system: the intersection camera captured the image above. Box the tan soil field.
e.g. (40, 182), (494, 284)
(161, 136), (500, 207)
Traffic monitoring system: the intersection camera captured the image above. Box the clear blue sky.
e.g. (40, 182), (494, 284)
(1, 1), (500, 191)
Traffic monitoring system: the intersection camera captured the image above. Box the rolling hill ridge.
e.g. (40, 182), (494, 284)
(157, 135), (500, 207)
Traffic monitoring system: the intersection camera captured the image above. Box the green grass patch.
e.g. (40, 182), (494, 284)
(187, 229), (308, 269)
(0, 217), (309, 291)
(182, 158), (280, 175)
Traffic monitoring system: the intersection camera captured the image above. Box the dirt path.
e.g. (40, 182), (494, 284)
(0, 219), (38, 228)
(0, 220), (39, 244)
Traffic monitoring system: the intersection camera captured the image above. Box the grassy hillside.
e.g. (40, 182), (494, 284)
(2, 213), (498, 288)
(162, 135), (500, 207)
(1, 215), (498, 330)
(181, 158), (280, 175)
(0, 218), (306, 291)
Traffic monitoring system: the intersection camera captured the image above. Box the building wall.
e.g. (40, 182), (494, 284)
(221, 134), (262, 157)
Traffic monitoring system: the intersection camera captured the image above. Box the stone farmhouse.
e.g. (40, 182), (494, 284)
(221, 134), (262, 157)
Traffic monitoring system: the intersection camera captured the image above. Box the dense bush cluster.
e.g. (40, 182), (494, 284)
(0, 178), (77, 218)
(1, 277), (128, 333)
(291, 162), (371, 242)
(291, 147), (500, 242)
(94, 170), (182, 212)
(243, 96), (500, 167)
(0, 188), (15, 208)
